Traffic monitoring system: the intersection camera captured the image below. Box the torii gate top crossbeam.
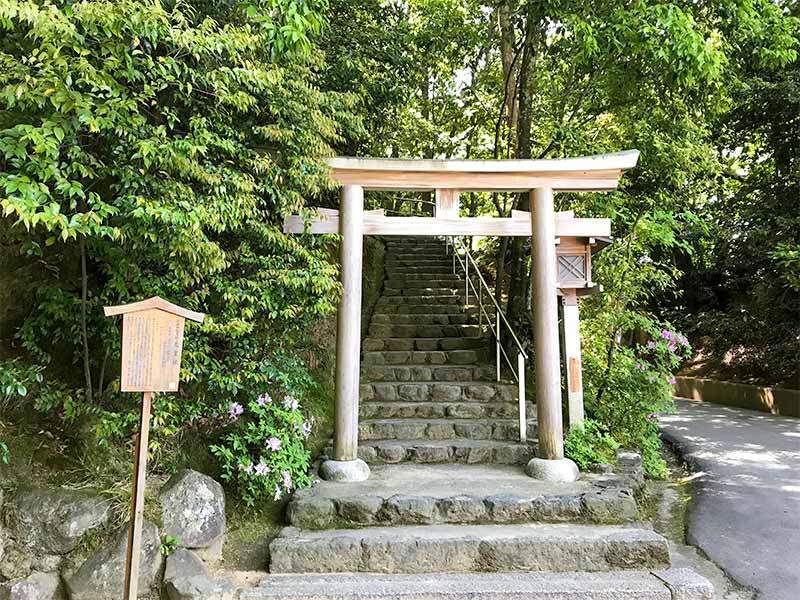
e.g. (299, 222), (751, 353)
(327, 150), (639, 191)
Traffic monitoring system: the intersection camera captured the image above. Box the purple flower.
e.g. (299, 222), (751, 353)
(256, 392), (272, 406)
(634, 362), (645, 371)
(273, 484), (283, 501)
(648, 375), (657, 382)
(647, 412), (658, 420)
(660, 329), (671, 340)
(242, 462), (254, 474)
(283, 395), (299, 411)
(668, 376), (677, 385)
(281, 469), (293, 491)
(255, 461), (269, 476)
(228, 402), (244, 421)
(266, 437), (282, 451)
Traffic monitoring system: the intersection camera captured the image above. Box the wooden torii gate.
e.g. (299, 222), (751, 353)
(285, 151), (639, 482)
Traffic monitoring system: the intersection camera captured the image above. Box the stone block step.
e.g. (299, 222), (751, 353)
(268, 523), (670, 574)
(386, 253), (449, 260)
(374, 304), (486, 315)
(243, 570), (714, 600)
(363, 337), (488, 352)
(385, 266), (455, 275)
(361, 364), (498, 383)
(285, 464), (636, 530)
(385, 261), (453, 270)
(355, 439), (532, 465)
(360, 401), (534, 420)
(359, 418), (537, 442)
(361, 381), (517, 403)
(376, 294), (463, 305)
(385, 274), (464, 284)
(370, 313), (476, 325)
(362, 349), (489, 366)
(368, 323), (483, 338)
(383, 287), (460, 297)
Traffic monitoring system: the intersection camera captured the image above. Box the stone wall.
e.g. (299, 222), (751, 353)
(673, 376), (800, 417)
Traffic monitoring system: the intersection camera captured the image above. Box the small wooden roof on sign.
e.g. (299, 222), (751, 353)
(326, 150), (639, 192)
(104, 296), (205, 322)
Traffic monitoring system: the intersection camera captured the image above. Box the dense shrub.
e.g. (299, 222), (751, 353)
(0, 0), (356, 497)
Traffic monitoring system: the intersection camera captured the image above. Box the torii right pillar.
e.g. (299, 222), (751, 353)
(526, 187), (579, 482)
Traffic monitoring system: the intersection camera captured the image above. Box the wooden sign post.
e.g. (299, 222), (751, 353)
(104, 297), (204, 600)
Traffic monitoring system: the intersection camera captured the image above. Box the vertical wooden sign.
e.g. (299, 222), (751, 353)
(104, 297), (204, 600)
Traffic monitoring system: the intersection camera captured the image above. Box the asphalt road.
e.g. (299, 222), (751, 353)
(660, 399), (800, 600)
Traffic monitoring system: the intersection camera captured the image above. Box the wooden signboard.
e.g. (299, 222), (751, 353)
(104, 296), (204, 600)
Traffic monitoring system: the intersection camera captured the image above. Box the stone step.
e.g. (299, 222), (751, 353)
(361, 381), (517, 403)
(362, 349), (489, 366)
(361, 364), (498, 383)
(360, 401), (534, 420)
(243, 570), (714, 600)
(375, 304), (486, 315)
(370, 313), (477, 325)
(268, 523), (670, 574)
(376, 294), (463, 305)
(383, 287), (461, 296)
(368, 323), (483, 338)
(359, 418), (537, 442)
(356, 439), (532, 465)
(363, 337), (488, 352)
(385, 260), (453, 268)
(284, 464), (636, 530)
(385, 266), (456, 275)
(386, 254), (449, 261)
(385, 274), (464, 284)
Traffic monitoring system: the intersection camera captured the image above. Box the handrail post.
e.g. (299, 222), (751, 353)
(518, 352), (526, 443)
(479, 285), (483, 327)
(495, 312), (501, 382)
(465, 254), (469, 304)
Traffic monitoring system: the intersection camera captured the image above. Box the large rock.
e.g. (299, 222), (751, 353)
(165, 576), (236, 600)
(159, 470), (225, 549)
(0, 572), (60, 600)
(65, 521), (163, 600)
(6, 487), (111, 556)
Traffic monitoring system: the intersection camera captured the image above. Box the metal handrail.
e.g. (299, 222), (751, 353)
(446, 236), (529, 443)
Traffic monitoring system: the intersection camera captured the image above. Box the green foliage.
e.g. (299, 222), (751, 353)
(210, 389), (313, 506)
(564, 419), (619, 471)
(0, 0), (355, 500)
(160, 534), (179, 557)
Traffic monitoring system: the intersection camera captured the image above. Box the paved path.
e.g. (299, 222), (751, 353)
(660, 399), (800, 600)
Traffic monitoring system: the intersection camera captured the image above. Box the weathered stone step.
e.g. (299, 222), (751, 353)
(285, 464), (636, 530)
(383, 287), (461, 296)
(362, 349), (489, 366)
(363, 337), (488, 352)
(371, 313), (476, 325)
(361, 364), (498, 383)
(368, 323), (483, 338)
(375, 304), (487, 315)
(385, 266), (455, 275)
(356, 439), (532, 465)
(377, 294), (463, 305)
(361, 381), (516, 403)
(386, 253), (449, 260)
(359, 418), (537, 442)
(268, 523), (670, 574)
(385, 274), (464, 284)
(243, 570), (714, 600)
(360, 400), (534, 419)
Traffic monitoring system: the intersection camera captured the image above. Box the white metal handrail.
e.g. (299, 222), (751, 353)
(446, 236), (529, 443)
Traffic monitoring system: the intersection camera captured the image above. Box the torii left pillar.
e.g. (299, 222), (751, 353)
(319, 184), (371, 482)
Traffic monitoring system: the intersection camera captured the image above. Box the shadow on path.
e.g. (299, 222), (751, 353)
(660, 399), (800, 600)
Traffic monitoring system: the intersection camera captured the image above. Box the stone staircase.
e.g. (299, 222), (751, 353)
(248, 238), (715, 600)
(357, 237), (536, 466)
